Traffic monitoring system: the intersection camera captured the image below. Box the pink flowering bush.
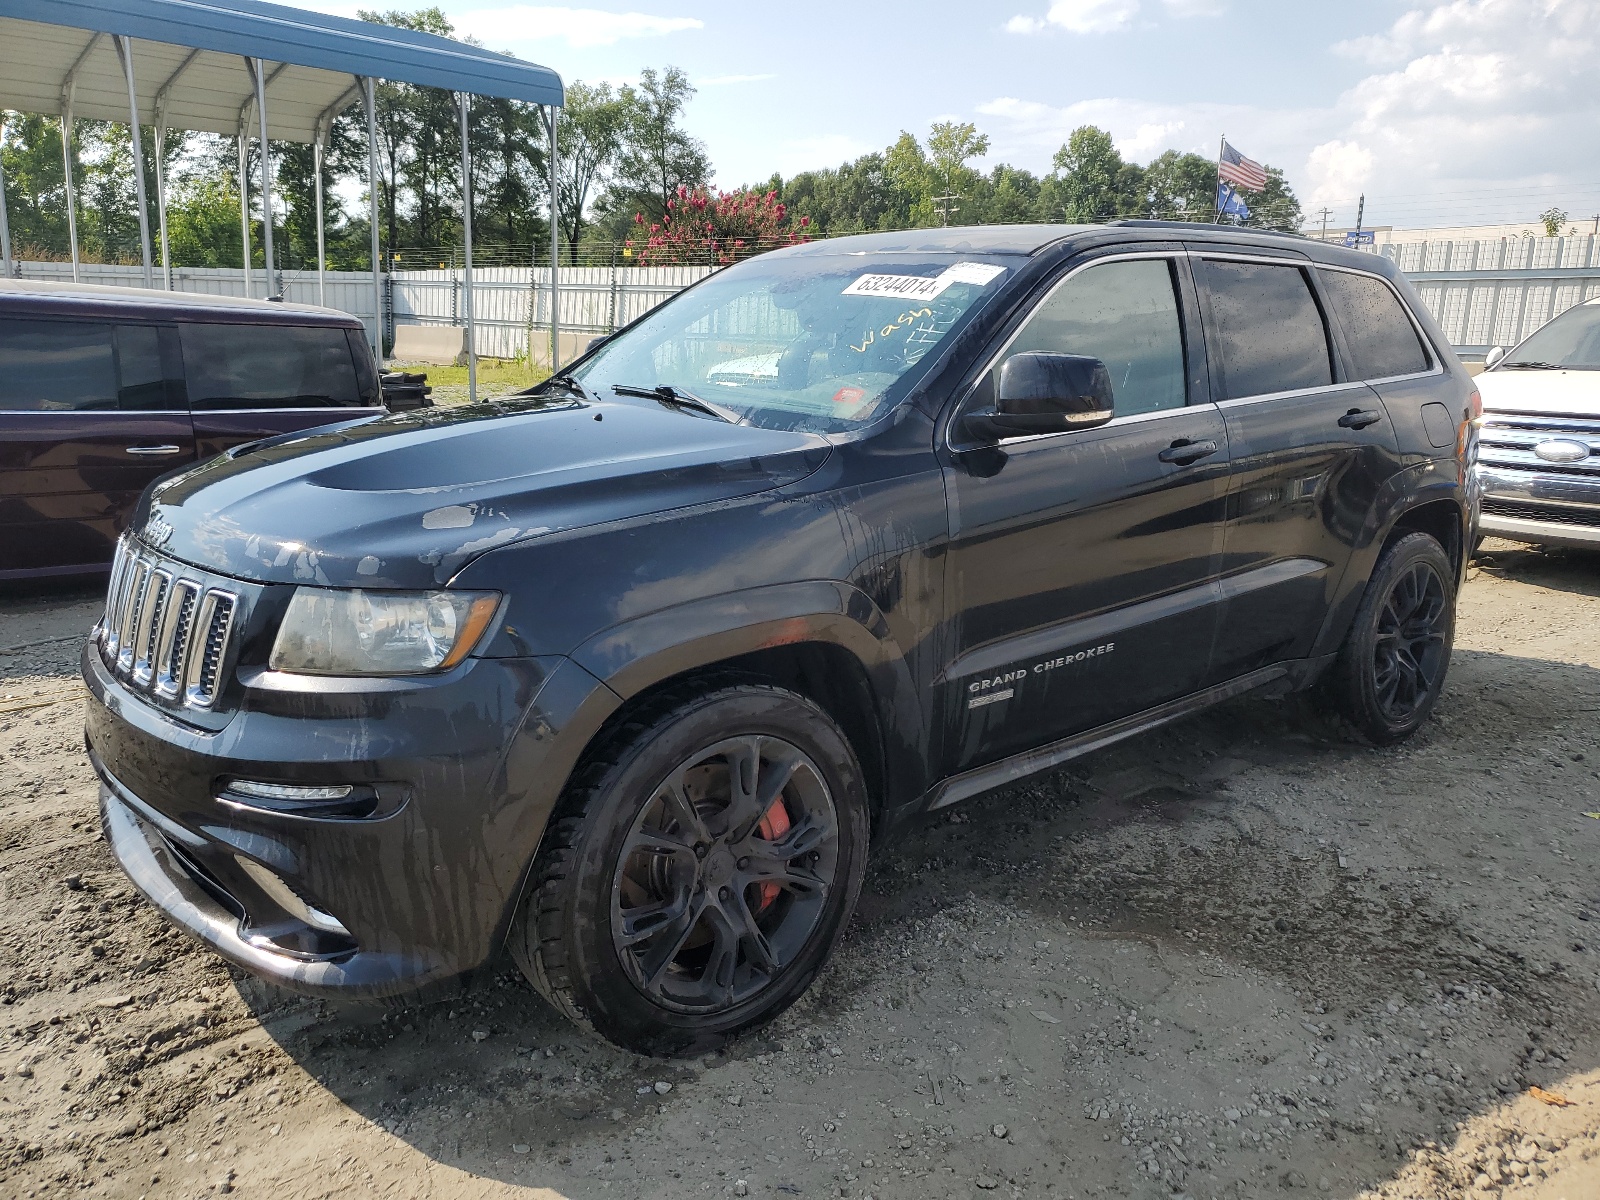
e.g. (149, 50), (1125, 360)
(627, 186), (811, 264)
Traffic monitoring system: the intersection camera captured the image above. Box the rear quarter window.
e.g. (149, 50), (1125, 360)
(1320, 270), (1431, 380)
(181, 323), (361, 410)
(0, 318), (117, 411)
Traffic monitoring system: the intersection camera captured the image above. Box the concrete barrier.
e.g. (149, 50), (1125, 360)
(390, 324), (466, 365)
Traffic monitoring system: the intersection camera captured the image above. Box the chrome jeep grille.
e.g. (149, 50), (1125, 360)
(100, 539), (238, 710)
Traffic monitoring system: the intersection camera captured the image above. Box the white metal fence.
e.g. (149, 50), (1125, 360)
(4, 260), (383, 348)
(1376, 235), (1600, 355)
(389, 264), (715, 360)
(12, 235), (1600, 361)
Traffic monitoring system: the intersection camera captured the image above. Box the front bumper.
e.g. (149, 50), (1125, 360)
(84, 641), (613, 1002)
(1476, 464), (1600, 549)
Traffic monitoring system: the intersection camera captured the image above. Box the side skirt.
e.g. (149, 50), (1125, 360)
(923, 663), (1293, 811)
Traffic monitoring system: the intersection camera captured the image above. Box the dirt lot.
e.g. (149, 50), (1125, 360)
(2, 541), (1598, 1200)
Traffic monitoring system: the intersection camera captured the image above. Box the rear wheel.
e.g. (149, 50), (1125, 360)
(1327, 531), (1455, 744)
(511, 683), (868, 1054)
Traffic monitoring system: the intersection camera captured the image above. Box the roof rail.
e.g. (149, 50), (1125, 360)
(1108, 220), (1309, 238)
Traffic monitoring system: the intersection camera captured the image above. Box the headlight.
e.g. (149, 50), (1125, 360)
(269, 588), (500, 676)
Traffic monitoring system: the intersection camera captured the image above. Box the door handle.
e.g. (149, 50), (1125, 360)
(1158, 438), (1219, 465)
(1338, 408), (1384, 430)
(125, 445), (182, 456)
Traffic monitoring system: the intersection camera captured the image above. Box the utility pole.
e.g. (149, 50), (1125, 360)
(932, 193), (959, 226)
(1315, 207), (1333, 241)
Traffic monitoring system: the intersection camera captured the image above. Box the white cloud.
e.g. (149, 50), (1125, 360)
(697, 74), (776, 86)
(986, 0), (1600, 229)
(1161, 0), (1226, 15)
(454, 6), (702, 49)
(1004, 0), (1142, 35)
(1304, 139), (1374, 208)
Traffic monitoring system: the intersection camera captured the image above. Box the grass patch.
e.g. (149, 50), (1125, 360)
(390, 358), (550, 393)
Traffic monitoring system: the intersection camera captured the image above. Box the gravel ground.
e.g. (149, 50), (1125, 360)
(1, 539), (1597, 1200)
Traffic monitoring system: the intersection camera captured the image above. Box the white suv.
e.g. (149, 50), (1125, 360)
(1475, 297), (1600, 549)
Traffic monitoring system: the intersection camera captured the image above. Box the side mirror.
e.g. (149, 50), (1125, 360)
(964, 352), (1115, 441)
(585, 334), (612, 356)
(1484, 345), (1506, 370)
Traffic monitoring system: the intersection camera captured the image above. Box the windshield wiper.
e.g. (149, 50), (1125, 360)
(1501, 360), (1562, 370)
(612, 383), (740, 424)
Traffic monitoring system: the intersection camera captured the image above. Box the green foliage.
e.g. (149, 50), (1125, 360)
(603, 67), (710, 226)
(1540, 207), (1569, 238)
(1236, 166), (1301, 233)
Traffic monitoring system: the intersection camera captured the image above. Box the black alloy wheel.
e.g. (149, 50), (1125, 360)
(1327, 531), (1456, 744)
(511, 682), (868, 1054)
(611, 735), (838, 1013)
(1371, 560), (1449, 722)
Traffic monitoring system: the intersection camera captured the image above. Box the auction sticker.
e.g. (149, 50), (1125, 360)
(842, 261), (1007, 301)
(842, 274), (949, 301)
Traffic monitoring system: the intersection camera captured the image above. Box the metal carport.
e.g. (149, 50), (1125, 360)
(0, 0), (567, 397)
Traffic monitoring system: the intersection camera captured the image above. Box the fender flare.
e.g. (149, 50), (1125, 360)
(1310, 463), (1467, 659)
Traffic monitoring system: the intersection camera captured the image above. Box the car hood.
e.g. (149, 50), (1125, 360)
(135, 397), (831, 588)
(1476, 368), (1600, 418)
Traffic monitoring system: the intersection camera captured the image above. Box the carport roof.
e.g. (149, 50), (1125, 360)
(0, 0), (564, 142)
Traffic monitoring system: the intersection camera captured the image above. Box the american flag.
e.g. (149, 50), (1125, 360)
(1218, 140), (1268, 192)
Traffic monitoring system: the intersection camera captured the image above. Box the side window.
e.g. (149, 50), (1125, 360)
(1320, 270), (1430, 380)
(983, 258), (1187, 417)
(0, 319), (117, 411)
(114, 325), (172, 410)
(1197, 260), (1333, 399)
(181, 323), (361, 410)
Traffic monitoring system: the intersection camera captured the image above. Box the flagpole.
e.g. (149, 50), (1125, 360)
(1214, 134), (1225, 221)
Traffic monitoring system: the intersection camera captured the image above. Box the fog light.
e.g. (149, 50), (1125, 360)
(227, 780), (353, 803)
(234, 856), (351, 936)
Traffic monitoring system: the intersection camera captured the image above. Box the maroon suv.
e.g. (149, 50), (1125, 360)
(0, 280), (384, 582)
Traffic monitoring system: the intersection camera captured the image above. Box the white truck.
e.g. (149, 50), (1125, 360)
(1475, 297), (1600, 549)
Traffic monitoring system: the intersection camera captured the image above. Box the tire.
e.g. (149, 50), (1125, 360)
(510, 682), (869, 1055)
(1326, 531), (1456, 745)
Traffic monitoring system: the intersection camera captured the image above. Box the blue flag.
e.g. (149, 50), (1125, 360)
(1217, 183), (1250, 222)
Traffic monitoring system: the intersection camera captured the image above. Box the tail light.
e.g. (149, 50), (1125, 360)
(1466, 388), (1483, 424)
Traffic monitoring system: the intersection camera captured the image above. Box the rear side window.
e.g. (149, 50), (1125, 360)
(981, 258), (1188, 417)
(1198, 260), (1333, 400)
(181, 323), (361, 410)
(1320, 270), (1430, 379)
(0, 319), (116, 411)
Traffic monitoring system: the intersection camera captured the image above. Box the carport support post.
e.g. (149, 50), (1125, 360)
(362, 76), (382, 364)
(114, 36), (155, 288)
(313, 124), (327, 307)
(61, 87), (80, 283)
(154, 102), (171, 289)
(0, 115), (13, 278)
(548, 103), (559, 371)
(458, 93), (476, 404)
(236, 120), (252, 298)
(248, 58), (277, 298)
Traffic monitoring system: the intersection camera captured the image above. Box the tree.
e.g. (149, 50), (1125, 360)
(554, 81), (626, 259)
(1053, 126), (1142, 222)
(1540, 207), (1569, 237)
(926, 120), (989, 224)
(1144, 150), (1214, 221)
(609, 67), (710, 223)
(1238, 166), (1301, 233)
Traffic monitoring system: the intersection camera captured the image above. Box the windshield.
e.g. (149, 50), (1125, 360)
(1501, 302), (1600, 370)
(565, 252), (1014, 433)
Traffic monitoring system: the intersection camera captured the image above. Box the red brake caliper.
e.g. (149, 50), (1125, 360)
(753, 799), (791, 911)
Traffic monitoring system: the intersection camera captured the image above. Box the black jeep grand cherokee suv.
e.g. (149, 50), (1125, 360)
(85, 223), (1478, 1053)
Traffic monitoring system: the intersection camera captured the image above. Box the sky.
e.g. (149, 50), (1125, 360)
(302, 0), (1600, 232)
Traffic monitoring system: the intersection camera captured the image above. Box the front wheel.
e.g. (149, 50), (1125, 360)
(1326, 531), (1456, 744)
(510, 683), (869, 1054)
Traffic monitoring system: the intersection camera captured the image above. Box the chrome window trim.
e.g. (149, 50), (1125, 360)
(1311, 260), (1444, 385)
(944, 251), (1194, 453)
(1214, 381), (1369, 409)
(189, 404), (383, 415)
